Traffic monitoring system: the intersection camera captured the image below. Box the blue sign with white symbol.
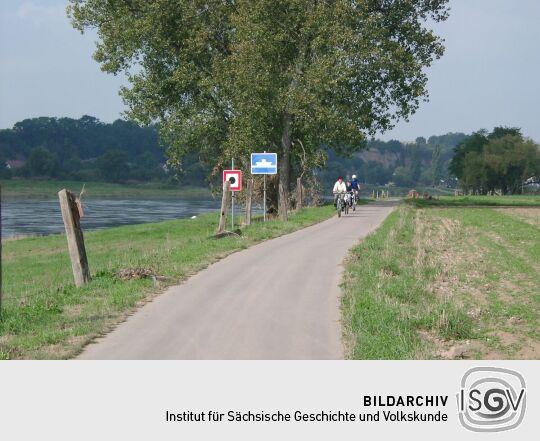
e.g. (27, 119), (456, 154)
(251, 153), (278, 175)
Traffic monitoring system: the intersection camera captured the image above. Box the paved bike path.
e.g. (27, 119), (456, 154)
(79, 200), (397, 359)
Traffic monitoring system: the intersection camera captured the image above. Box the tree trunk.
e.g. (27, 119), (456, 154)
(279, 182), (288, 221)
(279, 112), (292, 218)
(244, 178), (253, 225)
(217, 181), (231, 234)
(296, 177), (303, 210)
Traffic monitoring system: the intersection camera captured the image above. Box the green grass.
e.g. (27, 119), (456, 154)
(361, 184), (456, 197)
(0, 204), (339, 359)
(1, 179), (211, 199)
(407, 194), (540, 207)
(342, 203), (540, 359)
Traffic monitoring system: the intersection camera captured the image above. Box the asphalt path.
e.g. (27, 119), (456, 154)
(79, 200), (397, 359)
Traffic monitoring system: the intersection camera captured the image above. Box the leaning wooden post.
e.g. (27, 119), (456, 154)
(58, 189), (90, 287)
(279, 183), (288, 221)
(217, 180), (231, 234)
(244, 178), (253, 226)
(296, 177), (303, 210)
(0, 184), (2, 316)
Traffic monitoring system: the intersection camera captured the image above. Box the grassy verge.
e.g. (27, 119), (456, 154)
(0, 179), (211, 199)
(406, 195), (540, 207)
(342, 203), (539, 359)
(1, 205), (338, 359)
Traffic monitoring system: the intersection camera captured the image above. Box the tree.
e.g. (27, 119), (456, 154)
(427, 132), (467, 148)
(459, 135), (540, 194)
(27, 146), (58, 177)
(69, 0), (449, 208)
(448, 130), (488, 179)
(392, 166), (414, 187)
(449, 127), (526, 183)
(430, 145), (444, 186)
(415, 136), (427, 145)
(97, 150), (129, 182)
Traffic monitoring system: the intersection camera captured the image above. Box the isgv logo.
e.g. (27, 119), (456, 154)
(457, 367), (526, 432)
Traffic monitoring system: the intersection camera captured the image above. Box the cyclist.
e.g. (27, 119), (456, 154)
(333, 176), (347, 207)
(351, 174), (360, 201)
(344, 180), (354, 209)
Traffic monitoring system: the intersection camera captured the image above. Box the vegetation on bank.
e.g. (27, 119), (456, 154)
(406, 195), (540, 207)
(449, 127), (540, 194)
(1, 114), (469, 193)
(342, 203), (539, 359)
(0, 179), (211, 199)
(0, 116), (206, 185)
(0, 204), (342, 359)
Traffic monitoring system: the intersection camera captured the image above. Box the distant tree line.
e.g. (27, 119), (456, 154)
(2, 117), (538, 194)
(449, 127), (540, 194)
(0, 116), (206, 185)
(316, 133), (467, 189)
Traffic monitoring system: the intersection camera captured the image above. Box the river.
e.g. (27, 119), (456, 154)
(1, 198), (223, 238)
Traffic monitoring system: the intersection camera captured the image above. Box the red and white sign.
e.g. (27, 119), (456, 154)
(223, 169), (242, 191)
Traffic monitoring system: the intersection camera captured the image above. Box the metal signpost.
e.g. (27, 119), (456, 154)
(223, 163), (242, 230)
(250, 152), (278, 222)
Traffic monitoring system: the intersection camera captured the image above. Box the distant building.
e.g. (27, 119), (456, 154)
(6, 159), (26, 169)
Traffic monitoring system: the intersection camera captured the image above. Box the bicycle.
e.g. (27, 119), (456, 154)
(334, 192), (346, 218)
(352, 189), (359, 211)
(344, 192), (353, 215)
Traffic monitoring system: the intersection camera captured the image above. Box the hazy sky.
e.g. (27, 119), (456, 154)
(1, 0), (539, 142)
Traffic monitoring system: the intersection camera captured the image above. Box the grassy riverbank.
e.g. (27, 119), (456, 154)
(342, 203), (539, 359)
(0, 179), (211, 199)
(407, 194), (540, 207)
(0, 204), (341, 359)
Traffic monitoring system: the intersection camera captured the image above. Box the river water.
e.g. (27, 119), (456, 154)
(1, 198), (223, 238)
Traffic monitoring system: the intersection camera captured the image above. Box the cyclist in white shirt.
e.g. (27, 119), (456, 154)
(333, 176), (347, 206)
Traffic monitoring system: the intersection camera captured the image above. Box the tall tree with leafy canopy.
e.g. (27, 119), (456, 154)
(68, 0), (449, 209)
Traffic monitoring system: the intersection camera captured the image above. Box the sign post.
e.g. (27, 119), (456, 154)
(250, 152), (278, 222)
(223, 167), (242, 230)
(231, 158), (234, 230)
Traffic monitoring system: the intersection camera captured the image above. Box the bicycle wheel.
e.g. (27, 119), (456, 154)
(337, 199), (341, 217)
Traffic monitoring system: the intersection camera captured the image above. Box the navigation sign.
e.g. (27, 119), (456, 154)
(223, 169), (242, 191)
(251, 153), (277, 175)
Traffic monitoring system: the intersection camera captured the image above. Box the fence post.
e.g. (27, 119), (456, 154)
(279, 183), (288, 221)
(58, 189), (90, 287)
(296, 177), (303, 210)
(245, 178), (253, 226)
(217, 181), (231, 234)
(0, 184), (2, 316)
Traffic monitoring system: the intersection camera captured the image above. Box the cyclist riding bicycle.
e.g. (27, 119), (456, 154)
(351, 174), (360, 201)
(333, 176), (347, 207)
(344, 180), (354, 208)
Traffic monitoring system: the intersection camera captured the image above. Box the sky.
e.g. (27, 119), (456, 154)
(1, 0), (539, 142)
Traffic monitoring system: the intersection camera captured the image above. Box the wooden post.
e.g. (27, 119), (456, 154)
(279, 183), (288, 221)
(296, 177), (303, 210)
(0, 184), (2, 316)
(245, 179), (253, 226)
(217, 181), (231, 234)
(58, 189), (90, 287)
